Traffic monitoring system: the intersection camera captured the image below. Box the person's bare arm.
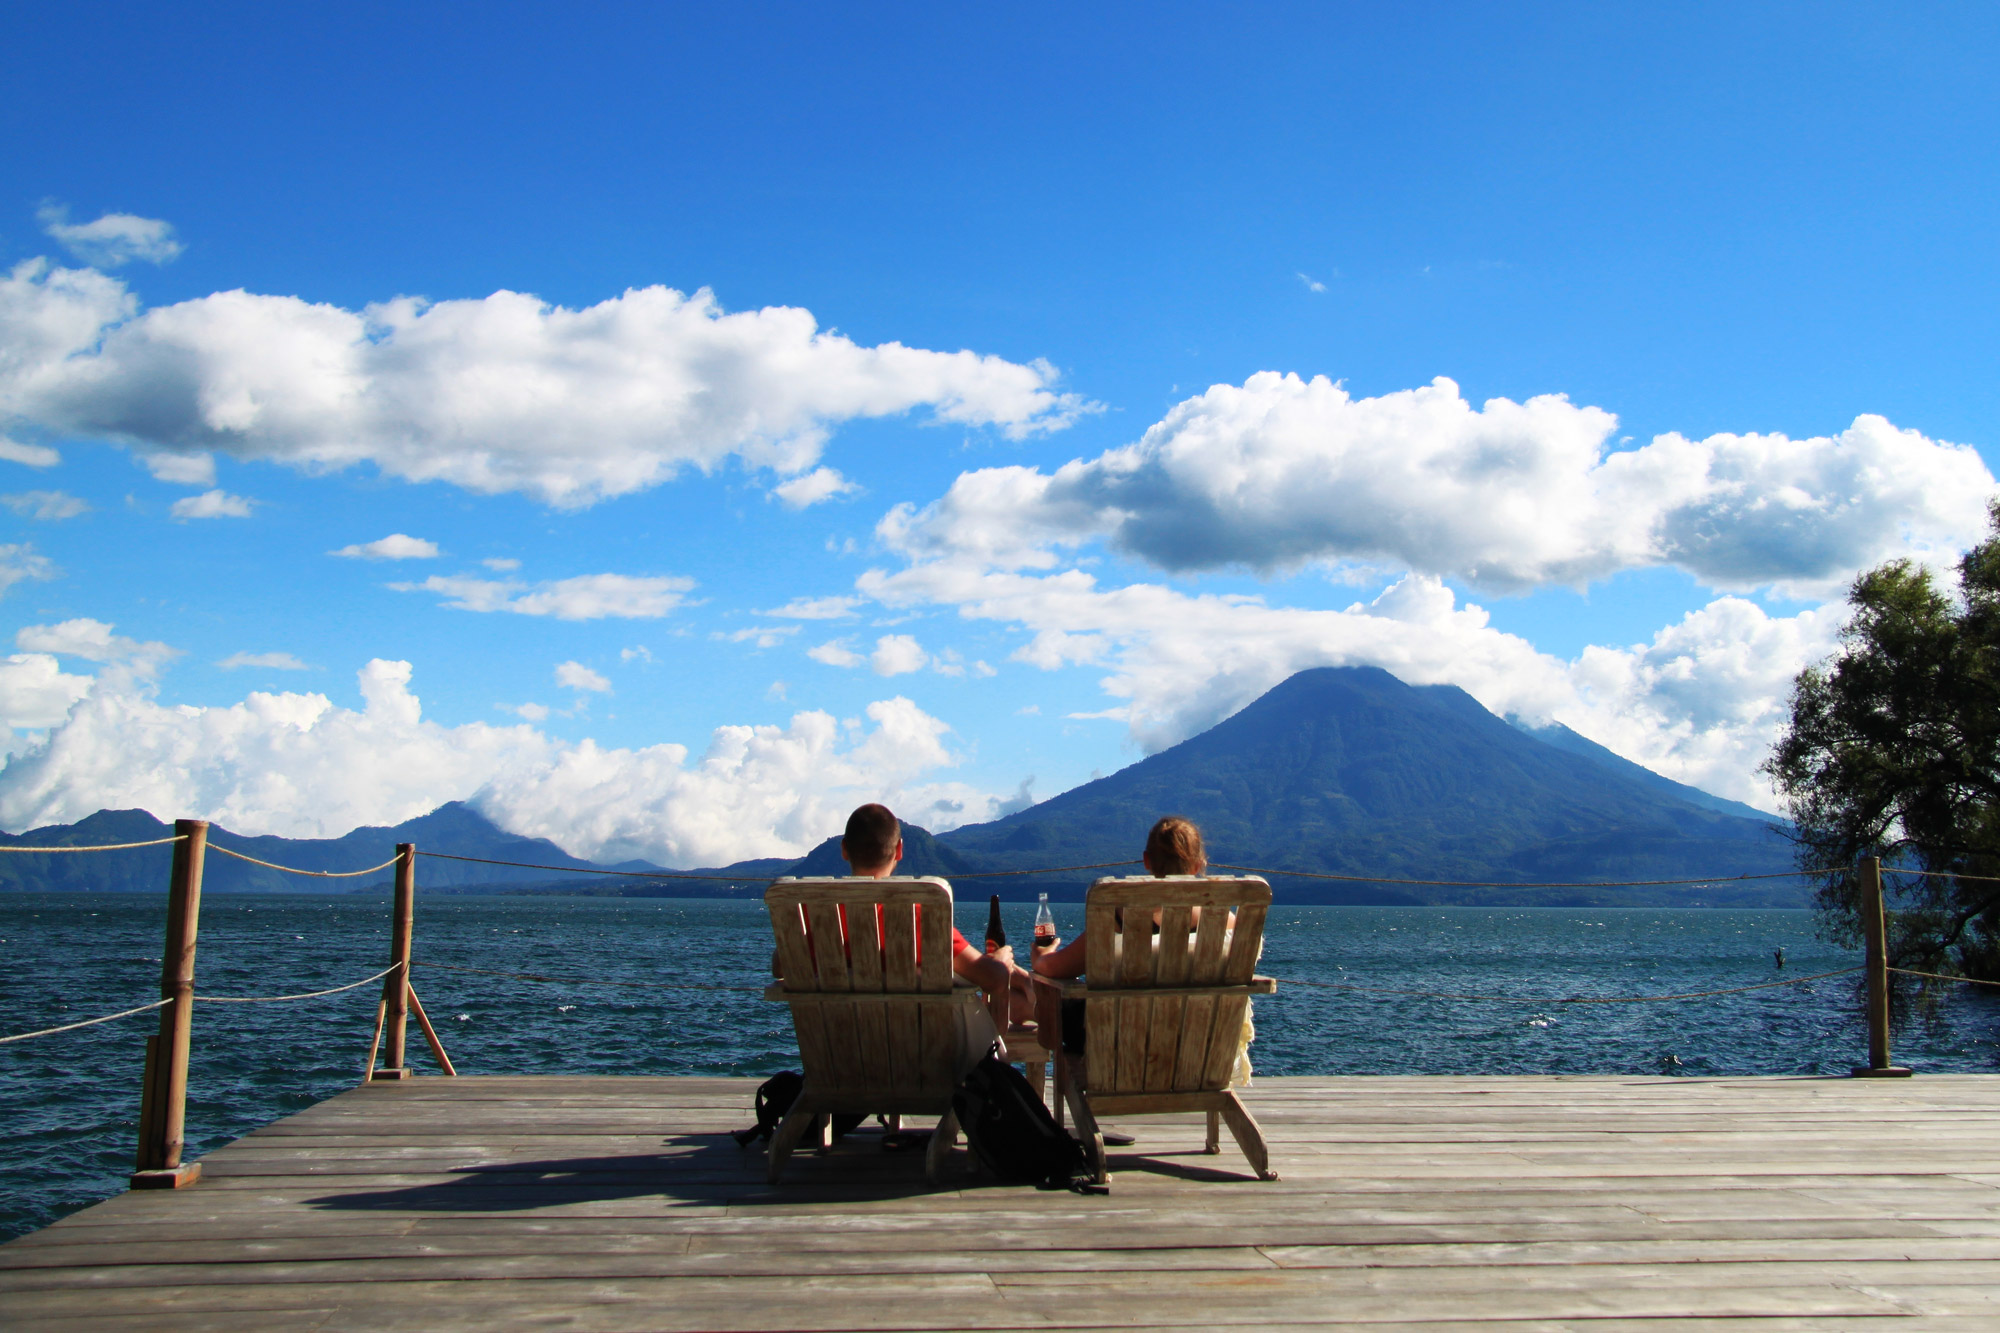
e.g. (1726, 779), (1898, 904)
(1031, 934), (1086, 980)
(954, 942), (1019, 1043)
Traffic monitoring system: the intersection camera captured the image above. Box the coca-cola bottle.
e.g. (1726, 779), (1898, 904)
(1032, 892), (1056, 957)
(984, 894), (1007, 954)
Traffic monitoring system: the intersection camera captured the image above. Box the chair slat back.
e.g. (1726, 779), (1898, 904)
(1079, 875), (1270, 1097)
(767, 878), (958, 994)
(766, 877), (967, 1105)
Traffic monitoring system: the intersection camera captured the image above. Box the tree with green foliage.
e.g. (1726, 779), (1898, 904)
(1765, 503), (2000, 981)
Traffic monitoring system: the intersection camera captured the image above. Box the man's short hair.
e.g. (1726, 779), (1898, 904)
(844, 803), (900, 869)
(1145, 815), (1205, 876)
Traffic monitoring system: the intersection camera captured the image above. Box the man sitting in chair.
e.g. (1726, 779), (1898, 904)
(828, 803), (1035, 1046)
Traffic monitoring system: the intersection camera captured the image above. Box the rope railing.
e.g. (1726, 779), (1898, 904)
(419, 848), (1835, 890)
(418, 850), (756, 880)
(1210, 862), (1833, 888)
(0, 998), (173, 1046)
(0, 835), (186, 853)
(1888, 966), (2000, 989)
(1272, 966), (1862, 1005)
(417, 961), (765, 992)
(206, 844), (406, 878)
(0, 964), (406, 1044)
(194, 964), (402, 1003)
(401, 960), (1861, 1008)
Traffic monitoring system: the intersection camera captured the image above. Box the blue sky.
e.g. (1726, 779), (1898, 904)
(2, 3), (1997, 865)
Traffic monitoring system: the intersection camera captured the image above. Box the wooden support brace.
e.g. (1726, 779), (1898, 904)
(405, 982), (456, 1076)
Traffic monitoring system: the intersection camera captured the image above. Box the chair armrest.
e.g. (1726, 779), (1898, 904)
(1052, 976), (1277, 999)
(763, 982), (986, 1003)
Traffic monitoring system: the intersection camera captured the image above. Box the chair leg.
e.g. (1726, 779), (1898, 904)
(1204, 1109), (1221, 1154)
(1059, 1058), (1108, 1186)
(766, 1105), (817, 1184)
(1026, 1058), (1046, 1104)
(1053, 1054), (1067, 1129)
(1218, 1090), (1277, 1181)
(812, 1114), (833, 1154)
(925, 1107), (959, 1184)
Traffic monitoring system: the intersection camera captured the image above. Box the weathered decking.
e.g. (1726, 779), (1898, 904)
(5, 1074), (2000, 1330)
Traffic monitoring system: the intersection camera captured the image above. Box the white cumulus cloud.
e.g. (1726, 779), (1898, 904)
(763, 595), (860, 620)
(870, 634), (929, 676)
(332, 533), (441, 560)
(0, 438), (60, 468)
(0, 654), (92, 732)
(555, 661), (612, 693)
(716, 625), (799, 649)
(169, 489), (252, 520)
(37, 204), (183, 268)
(16, 619), (176, 673)
(0, 544), (55, 600)
(882, 374), (1994, 597)
(140, 451), (216, 486)
(772, 466), (861, 509)
(808, 640), (864, 668)
(217, 651), (310, 671)
(0, 259), (1087, 509)
(392, 572), (694, 620)
(1, 490), (88, 520)
(0, 660), (997, 864)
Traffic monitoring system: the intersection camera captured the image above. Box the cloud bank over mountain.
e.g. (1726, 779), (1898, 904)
(0, 656), (994, 867)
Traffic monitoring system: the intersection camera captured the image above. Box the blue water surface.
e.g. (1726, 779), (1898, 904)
(5, 892), (1998, 1240)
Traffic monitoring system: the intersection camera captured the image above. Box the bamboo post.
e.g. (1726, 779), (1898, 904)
(372, 844), (416, 1081)
(1852, 855), (1912, 1078)
(132, 818), (208, 1188)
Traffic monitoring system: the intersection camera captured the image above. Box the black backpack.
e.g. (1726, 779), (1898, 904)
(733, 1071), (864, 1147)
(952, 1051), (1106, 1193)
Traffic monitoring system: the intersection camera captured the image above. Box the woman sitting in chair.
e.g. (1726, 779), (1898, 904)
(1031, 815), (1213, 981)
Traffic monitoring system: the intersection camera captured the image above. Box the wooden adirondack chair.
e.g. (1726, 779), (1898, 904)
(1041, 875), (1279, 1184)
(762, 876), (994, 1183)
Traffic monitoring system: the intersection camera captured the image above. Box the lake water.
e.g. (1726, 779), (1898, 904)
(6, 891), (1999, 1240)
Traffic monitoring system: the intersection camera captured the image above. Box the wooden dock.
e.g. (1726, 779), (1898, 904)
(5, 1074), (2000, 1330)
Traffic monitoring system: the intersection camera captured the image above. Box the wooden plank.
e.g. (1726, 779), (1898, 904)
(1202, 993), (1250, 1088)
(767, 900), (816, 991)
(1187, 905), (1229, 985)
(10, 1072), (2000, 1332)
(1172, 993), (1216, 1092)
(1050, 980), (1274, 1000)
(880, 901), (918, 993)
(1084, 995), (1118, 1093)
(916, 997), (959, 1097)
(1223, 900), (1266, 984)
(1155, 905), (1193, 984)
(1116, 898), (1153, 988)
(1142, 994), (1185, 1092)
(803, 902), (851, 992)
(847, 898), (885, 994)
(1113, 995), (1150, 1094)
(1084, 876), (1268, 909)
